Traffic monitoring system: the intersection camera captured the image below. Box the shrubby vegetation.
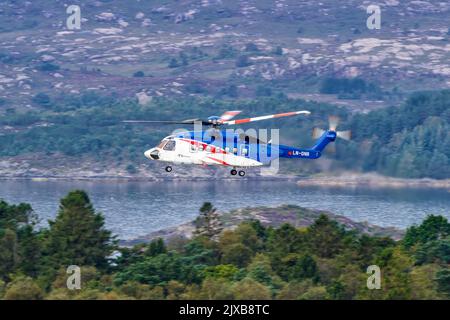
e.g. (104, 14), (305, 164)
(320, 77), (383, 100)
(340, 90), (450, 179)
(320, 77), (368, 95)
(133, 71), (145, 78)
(0, 192), (449, 300)
(236, 55), (252, 68)
(214, 45), (237, 60)
(37, 62), (60, 72)
(0, 90), (448, 179)
(244, 43), (260, 52)
(32, 93), (51, 106)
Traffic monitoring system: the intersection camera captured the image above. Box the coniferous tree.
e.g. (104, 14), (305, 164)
(0, 229), (18, 279)
(403, 215), (450, 249)
(307, 215), (347, 258)
(45, 190), (115, 271)
(145, 238), (167, 257)
(194, 202), (223, 240)
(0, 201), (36, 280)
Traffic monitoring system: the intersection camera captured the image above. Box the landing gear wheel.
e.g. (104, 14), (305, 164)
(238, 170), (245, 177)
(165, 166), (172, 172)
(230, 169), (237, 176)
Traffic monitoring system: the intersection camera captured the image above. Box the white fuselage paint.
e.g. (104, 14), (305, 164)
(145, 138), (263, 168)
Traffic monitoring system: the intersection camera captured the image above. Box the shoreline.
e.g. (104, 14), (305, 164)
(297, 173), (450, 190)
(0, 172), (448, 189)
(0, 174), (300, 182)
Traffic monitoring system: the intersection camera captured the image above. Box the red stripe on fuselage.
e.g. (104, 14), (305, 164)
(206, 156), (230, 166)
(179, 138), (226, 154)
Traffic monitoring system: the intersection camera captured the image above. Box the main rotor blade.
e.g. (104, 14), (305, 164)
(220, 110), (242, 122)
(122, 120), (209, 125)
(223, 110), (311, 125)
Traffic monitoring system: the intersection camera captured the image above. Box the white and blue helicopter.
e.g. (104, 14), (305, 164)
(124, 111), (350, 176)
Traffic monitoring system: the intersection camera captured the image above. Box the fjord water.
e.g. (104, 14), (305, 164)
(1, 180), (449, 240)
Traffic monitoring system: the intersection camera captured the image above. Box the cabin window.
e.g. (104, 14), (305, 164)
(205, 145), (212, 153)
(163, 140), (176, 151)
(190, 144), (197, 152)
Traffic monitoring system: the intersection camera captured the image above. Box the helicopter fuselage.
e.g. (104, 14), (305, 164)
(144, 130), (327, 169)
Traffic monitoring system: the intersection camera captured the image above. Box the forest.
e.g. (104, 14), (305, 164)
(0, 190), (449, 300)
(0, 90), (449, 179)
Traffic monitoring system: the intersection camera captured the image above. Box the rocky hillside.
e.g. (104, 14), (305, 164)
(123, 204), (404, 245)
(1, 1), (449, 180)
(0, 0), (449, 111)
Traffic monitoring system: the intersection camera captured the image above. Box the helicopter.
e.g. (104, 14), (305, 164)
(123, 110), (351, 176)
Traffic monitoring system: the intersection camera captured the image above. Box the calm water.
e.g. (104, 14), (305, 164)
(0, 180), (449, 240)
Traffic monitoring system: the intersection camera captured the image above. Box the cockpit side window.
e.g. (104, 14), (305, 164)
(163, 140), (176, 151)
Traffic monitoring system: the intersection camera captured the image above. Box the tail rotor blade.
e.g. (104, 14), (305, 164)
(337, 130), (352, 141)
(328, 116), (340, 131)
(312, 127), (326, 139)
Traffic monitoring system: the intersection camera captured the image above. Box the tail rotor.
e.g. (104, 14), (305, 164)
(311, 116), (352, 153)
(312, 116), (351, 139)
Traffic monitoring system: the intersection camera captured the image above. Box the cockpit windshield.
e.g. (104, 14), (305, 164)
(157, 140), (167, 149)
(163, 140), (176, 151)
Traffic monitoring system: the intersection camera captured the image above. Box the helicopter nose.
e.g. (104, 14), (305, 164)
(144, 148), (160, 160)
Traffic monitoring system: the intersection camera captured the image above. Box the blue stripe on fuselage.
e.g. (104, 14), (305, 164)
(175, 130), (325, 161)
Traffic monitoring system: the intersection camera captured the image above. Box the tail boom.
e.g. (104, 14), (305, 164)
(279, 130), (337, 159)
(279, 146), (321, 159)
(311, 130), (337, 152)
